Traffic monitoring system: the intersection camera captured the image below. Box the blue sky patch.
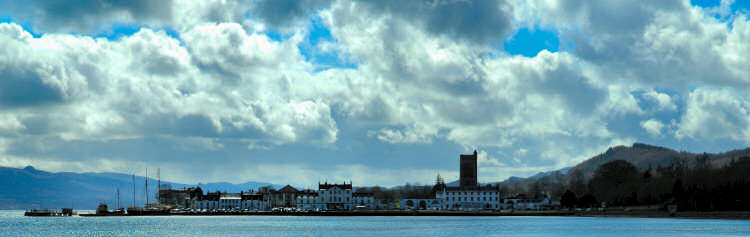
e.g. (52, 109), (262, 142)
(691, 0), (750, 15)
(503, 28), (560, 57)
(297, 16), (357, 71)
(0, 15), (42, 38)
(91, 23), (181, 43)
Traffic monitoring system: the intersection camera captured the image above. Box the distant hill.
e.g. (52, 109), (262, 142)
(566, 143), (750, 180)
(529, 167), (571, 180)
(0, 166), (283, 210)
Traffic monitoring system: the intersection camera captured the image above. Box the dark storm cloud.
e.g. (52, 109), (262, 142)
(0, 66), (64, 107)
(360, 0), (513, 44)
(424, 0), (512, 44)
(0, 0), (174, 33)
(250, 0), (332, 30)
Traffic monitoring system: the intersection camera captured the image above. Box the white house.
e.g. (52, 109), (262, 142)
(241, 192), (265, 210)
(502, 194), (560, 210)
(219, 193), (241, 209)
(296, 182), (370, 211)
(437, 186), (502, 210)
(352, 192), (375, 210)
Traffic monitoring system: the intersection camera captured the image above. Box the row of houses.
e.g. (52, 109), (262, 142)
(159, 183), (559, 211)
(158, 150), (561, 211)
(159, 182), (376, 211)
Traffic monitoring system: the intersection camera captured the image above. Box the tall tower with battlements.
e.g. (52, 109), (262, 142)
(459, 150), (478, 187)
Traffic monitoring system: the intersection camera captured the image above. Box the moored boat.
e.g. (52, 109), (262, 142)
(126, 207), (170, 216)
(80, 203), (127, 217)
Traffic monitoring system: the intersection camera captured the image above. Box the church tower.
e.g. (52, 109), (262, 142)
(459, 150), (478, 187)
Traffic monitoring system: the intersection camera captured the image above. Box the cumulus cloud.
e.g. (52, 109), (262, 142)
(0, 22), (337, 146)
(642, 90), (677, 111)
(0, 0), (749, 186)
(370, 123), (439, 144)
(675, 88), (750, 141)
(0, 0), (174, 33)
(641, 119), (666, 137)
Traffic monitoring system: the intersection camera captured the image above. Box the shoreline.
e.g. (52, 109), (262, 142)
(63, 210), (750, 219)
(573, 210), (750, 220)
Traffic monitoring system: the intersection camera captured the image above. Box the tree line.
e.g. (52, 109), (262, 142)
(559, 155), (750, 211)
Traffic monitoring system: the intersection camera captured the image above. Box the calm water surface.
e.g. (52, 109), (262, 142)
(1, 210), (748, 236)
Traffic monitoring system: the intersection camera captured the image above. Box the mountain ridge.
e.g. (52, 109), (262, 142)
(0, 166), (283, 210)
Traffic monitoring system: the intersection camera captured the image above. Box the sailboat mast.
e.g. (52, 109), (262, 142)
(132, 174), (136, 207)
(145, 167), (149, 206)
(157, 168), (160, 203)
(117, 188), (120, 209)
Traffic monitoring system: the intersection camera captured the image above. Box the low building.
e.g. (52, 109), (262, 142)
(241, 191), (265, 210)
(158, 187), (202, 208)
(503, 194), (560, 210)
(296, 189), (325, 211)
(398, 198), (442, 210)
(295, 182), (362, 211)
(319, 182), (353, 210)
(194, 191), (220, 210)
(352, 192), (375, 210)
(437, 185), (502, 210)
(219, 193), (241, 209)
(270, 185), (300, 208)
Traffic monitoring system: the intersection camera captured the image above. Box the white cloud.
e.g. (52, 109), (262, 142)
(643, 90), (677, 111)
(675, 88), (750, 142)
(0, 22), (338, 146)
(640, 119), (666, 137)
(0, 0), (749, 185)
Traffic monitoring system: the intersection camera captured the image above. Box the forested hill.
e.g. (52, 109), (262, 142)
(567, 143), (750, 179)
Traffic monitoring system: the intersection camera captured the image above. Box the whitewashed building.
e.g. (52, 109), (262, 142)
(437, 186), (502, 210)
(194, 191), (221, 210)
(219, 193), (242, 209)
(352, 192), (375, 210)
(502, 194), (560, 210)
(193, 190), (267, 210)
(296, 189), (326, 211)
(241, 192), (265, 210)
(296, 182), (370, 211)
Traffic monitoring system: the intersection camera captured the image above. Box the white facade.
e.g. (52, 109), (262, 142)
(502, 196), (559, 210)
(219, 194), (242, 209)
(296, 182), (375, 211)
(296, 192), (326, 211)
(352, 193), (375, 210)
(192, 192), (267, 210)
(241, 199), (265, 210)
(437, 187), (502, 210)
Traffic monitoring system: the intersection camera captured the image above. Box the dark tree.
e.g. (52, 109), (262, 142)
(588, 160), (639, 205)
(569, 170), (587, 196)
(577, 194), (599, 208)
(561, 190), (577, 208)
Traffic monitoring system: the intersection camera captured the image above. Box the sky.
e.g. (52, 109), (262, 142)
(0, 0), (749, 187)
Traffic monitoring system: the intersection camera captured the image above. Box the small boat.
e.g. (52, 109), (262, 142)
(126, 206), (170, 216)
(80, 203), (126, 217)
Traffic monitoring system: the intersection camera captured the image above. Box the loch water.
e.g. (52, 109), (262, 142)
(1, 210), (748, 236)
